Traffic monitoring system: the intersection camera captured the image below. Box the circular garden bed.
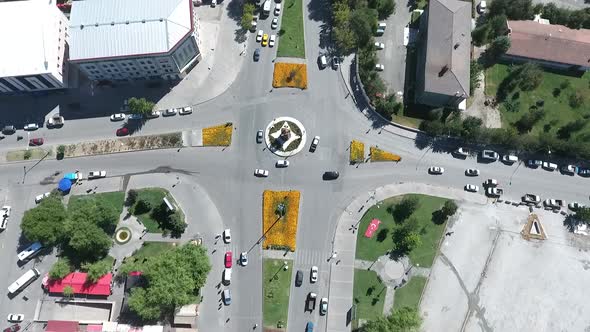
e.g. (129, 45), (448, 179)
(115, 227), (132, 245)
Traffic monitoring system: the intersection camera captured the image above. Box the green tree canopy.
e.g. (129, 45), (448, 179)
(350, 8), (378, 46)
(83, 259), (113, 283)
(489, 36), (511, 58)
(66, 221), (112, 262)
(391, 196), (420, 222)
(241, 3), (255, 31)
(21, 196), (67, 245)
(49, 258), (72, 279)
(358, 306), (422, 331)
(127, 97), (155, 115)
(68, 199), (119, 235)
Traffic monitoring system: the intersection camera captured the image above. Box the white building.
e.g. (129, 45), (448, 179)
(69, 0), (201, 82)
(0, 0), (69, 94)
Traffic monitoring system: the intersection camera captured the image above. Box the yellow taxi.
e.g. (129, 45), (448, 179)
(262, 33), (269, 46)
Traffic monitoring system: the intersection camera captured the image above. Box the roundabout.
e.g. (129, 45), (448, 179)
(264, 116), (307, 157)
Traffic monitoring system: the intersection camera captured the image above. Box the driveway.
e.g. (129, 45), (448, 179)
(375, 7), (413, 96)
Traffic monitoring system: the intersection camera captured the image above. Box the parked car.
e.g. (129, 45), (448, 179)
(254, 169), (269, 177)
(478, 0), (487, 14)
(3, 324), (20, 332)
(522, 194), (541, 204)
(269, 34), (276, 47)
(179, 107), (193, 115)
(306, 322), (313, 332)
(29, 138), (44, 146)
(6, 314), (23, 323)
(2, 125), (16, 134)
(465, 168), (480, 176)
(323, 171), (339, 180)
(274, 3), (281, 15)
(465, 184), (479, 192)
(24, 123), (38, 131)
(128, 113), (143, 120)
(271, 17), (278, 29)
(146, 111), (160, 119)
(454, 147), (469, 157)
(561, 164), (577, 175)
(578, 168), (590, 177)
(319, 298), (328, 315)
(276, 160), (289, 167)
(262, 33), (269, 46)
(375, 64), (384, 71)
(483, 179), (498, 187)
(254, 48), (261, 61)
(428, 166), (444, 175)
(502, 155), (518, 164)
(295, 270), (303, 286)
(485, 187), (503, 197)
(0, 206), (11, 231)
(116, 127), (129, 136)
(110, 113), (126, 121)
(224, 251), (232, 268)
(47, 115), (64, 128)
(222, 289), (231, 305)
(240, 252), (248, 266)
(256, 30), (264, 42)
(256, 130), (264, 143)
(306, 292), (317, 312)
(163, 108), (177, 116)
(88, 171), (107, 179)
(223, 229), (231, 243)
(481, 150), (499, 161)
(332, 57), (340, 69)
(568, 202), (585, 211)
(250, 16), (258, 31)
(310, 266), (318, 283)
(544, 199), (565, 209)
(35, 192), (51, 204)
(542, 161), (558, 171)
(527, 159), (542, 168)
(310, 136), (320, 152)
(374, 42), (385, 50)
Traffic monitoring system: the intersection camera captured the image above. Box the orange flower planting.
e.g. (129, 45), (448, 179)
(262, 190), (301, 251)
(370, 146), (402, 162)
(272, 63), (308, 89)
(202, 123), (233, 146)
(350, 140), (365, 163)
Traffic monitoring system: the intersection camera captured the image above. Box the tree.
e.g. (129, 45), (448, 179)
(488, 0), (534, 20)
(516, 63), (543, 91)
(241, 3), (255, 31)
(391, 225), (421, 257)
(557, 120), (587, 139)
(83, 260), (112, 283)
(124, 244), (211, 320)
(126, 189), (138, 207)
(513, 108), (546, 133)
(333, 2), (355, 53)
(375, 95), (402, 120)
(488, 15), (509, 38)
(488, 36), (511, 58)
(471, 24), (490, 46)
(357, 316), (391, 331)
(134, 199), (152, 215)
(350, 8), (378, 46)
(389, 306), (423, 331)
(127, 97), (155, 116)
(470, 60), (483, 94)
(49, 258), (72, 279)
(441, 200), (458, 218)
(391, 196), (420, 222)
(369, 0), (395, 19)
(63, 285), (75, 298)
(569, 90), (584, 108)
(21, 196), (67, 246)
(66, 221), (112, 262)
(575, 207), (590, 224)
(461, 116), (483, 140)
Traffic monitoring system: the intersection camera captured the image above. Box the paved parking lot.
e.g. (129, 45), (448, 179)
(421, 202), (590, 331)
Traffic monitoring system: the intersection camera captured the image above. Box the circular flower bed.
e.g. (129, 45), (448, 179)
(115, 227), (132, 244)
(264, 117), (307, 157)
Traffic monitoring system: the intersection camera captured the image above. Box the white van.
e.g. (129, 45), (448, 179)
(223, 268), (232, 285)
(18, 242), (43, 262)
(319, 55), (327, 69)
(8, 268), (40, 294)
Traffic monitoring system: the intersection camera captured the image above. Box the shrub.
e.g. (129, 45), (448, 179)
(391, 196), (420, 222)
(569, 90), (584, 108)
(49, 258), (72, 279)
(125, 190), (138, 207)
(134, 199), (152, 215)
(23, 150), (32, 160)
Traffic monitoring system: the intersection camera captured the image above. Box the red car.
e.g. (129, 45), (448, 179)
(29, 138), (44, 146)
(224, 251), (232, 268)
(3, 324), (20, 332)
(116, 127), (129, 136)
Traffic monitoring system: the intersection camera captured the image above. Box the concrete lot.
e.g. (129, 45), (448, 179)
(35, 300), (114, 323)
(421, 202), (590, 332)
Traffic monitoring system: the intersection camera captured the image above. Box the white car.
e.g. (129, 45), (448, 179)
(484, 178), (498, 187)
(375, 64), (384, 71)
(110, 113), (126, 121)
(568, 202), (585, 211)
(240, 252), (248, 266)
(542, 162), (558, 171)
(269, 35), (276, 47)
(223, 229), (231, 243)
(454, 147), (469, 157)
(271, 17), (279, 29)
(464, 184), (479, 192)
(274, 4), (281, 15)
(254, 169), (269, 177)
(24, 123), (38, 131)
(163, 108), (177, 116)
(7, 314), (23, 323)
(374, 42), (385, 50)
(478, 0), (487, 14)
(320, 297), (328, 315)
(276, 160), (289, 167)
(146, 110), (161, 119)
(128, 113), (143, 120)
(35, 192), (51, 204)
(0, 206), (11, 231)
(310, 136), (320, 152)
(465, 168), (480, 176)
(256, 30), (264, 42)
(310, 266), (318, 283)
(428, 166), (444, 175)
(179, 106), (193, 115)
(88, 171), (107, 179)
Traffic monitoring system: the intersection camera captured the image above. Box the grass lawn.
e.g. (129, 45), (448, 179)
(355, 194), (449, 268)
(263, 258), (293, 330)
(125, 242), (176, 264)
(69, 191), (125, 215)
(391, 114), (422, 129)
(353, 269), (386, 327)
(131, 188), (168, 233)
(6, 148), (51, 161)
(485, 64), (590, 137)
(276, 0), (305, 58)
(393, 275), (427, 310)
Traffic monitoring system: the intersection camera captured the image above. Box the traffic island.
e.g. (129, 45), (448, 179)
(264, 117), (307, 157)
(201, 123), (233, 146)
(62, 133), (182, 158)
(369, 146), (402, 162)
(272, 63), (308, 89)
(263, 258), (293, 331)
(114, 227), (132, 244)
(262, 190), (301, 251)
(128, 188), (186, 237)
(350, 140), (365, 164)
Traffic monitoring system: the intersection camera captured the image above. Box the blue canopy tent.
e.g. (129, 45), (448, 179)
(58, 178), (72, 193)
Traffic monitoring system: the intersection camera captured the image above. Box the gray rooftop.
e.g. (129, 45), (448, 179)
(423, 0), (471, 96)
(69, 0), (193, 61)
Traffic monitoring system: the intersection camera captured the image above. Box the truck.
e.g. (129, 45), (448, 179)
(485, 187), (503, 197)
(306, 292), (317, 312)
(262, 0), (271, 16)
(522, 194), (541, 204)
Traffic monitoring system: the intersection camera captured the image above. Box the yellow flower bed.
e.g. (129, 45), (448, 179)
(350, 140), (365, 163)
(202, 123), (233, 146)
(370, 146), (402, 162)
(262, 190), (301, 251)
(272, 63), (308, 89)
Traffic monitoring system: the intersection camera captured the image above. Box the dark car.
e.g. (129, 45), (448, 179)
(29, 138), (44, 146)
(116, 127), (129, 136)
(2, 125), (16, 135)
(254, 48), (261, 61)
(578, 168), (590, 177)
(527, 159), (542, 168)
(323, 171), (339, 180)
(295, 270), (303, 286)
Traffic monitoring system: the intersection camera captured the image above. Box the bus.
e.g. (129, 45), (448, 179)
(8, 268), (40, 294)
(17, 242), (42, 262)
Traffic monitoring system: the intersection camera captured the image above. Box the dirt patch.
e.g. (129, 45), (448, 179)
(64, 133), (182, 158)
(463, 71), (502, 128)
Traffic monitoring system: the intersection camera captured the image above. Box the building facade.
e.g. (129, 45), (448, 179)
(69, 0), (201, 82)
(0, 0), (69, 94)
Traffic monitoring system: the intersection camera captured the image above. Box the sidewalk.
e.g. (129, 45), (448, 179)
(326, 183), (487, 332)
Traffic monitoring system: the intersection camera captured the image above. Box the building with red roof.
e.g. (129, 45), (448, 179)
(45, 320), (79, 332)
(46, 272), (112, 296)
